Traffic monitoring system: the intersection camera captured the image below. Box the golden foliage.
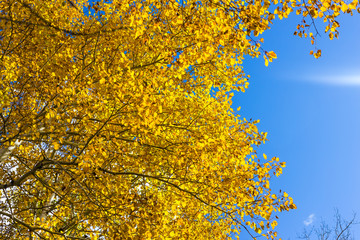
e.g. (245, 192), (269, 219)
(0, 0), (356, 239)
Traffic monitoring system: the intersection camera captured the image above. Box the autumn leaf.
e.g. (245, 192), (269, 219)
(1, 0), (357, 239)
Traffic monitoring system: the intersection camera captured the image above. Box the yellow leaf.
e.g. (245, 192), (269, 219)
(341, 3), (348, 12)
(268, 51), (277, 59)
(53, 142), (60, 150)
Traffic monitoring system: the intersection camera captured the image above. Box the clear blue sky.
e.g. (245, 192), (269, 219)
(233, 13), (360, 239)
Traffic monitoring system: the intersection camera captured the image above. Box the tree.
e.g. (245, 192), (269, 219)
(0, 0), (357, 239)
(299, 210), (358, 240)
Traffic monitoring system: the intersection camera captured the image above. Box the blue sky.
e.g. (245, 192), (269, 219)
(233, 12), (360, 239)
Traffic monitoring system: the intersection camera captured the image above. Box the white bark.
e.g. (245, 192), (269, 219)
(0, 139), (22, 163)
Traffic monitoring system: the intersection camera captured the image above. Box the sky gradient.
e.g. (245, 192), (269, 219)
(233, 13), (360, 239)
